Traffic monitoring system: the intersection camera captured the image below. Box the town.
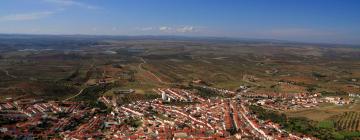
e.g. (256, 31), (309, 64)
(3, 84), (356, 139)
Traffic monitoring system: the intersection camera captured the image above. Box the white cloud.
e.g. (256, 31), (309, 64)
(135, 27), (154, 31)
(159, 26), (172, 32)
(44, 0), (77, 5)
(136, 26), (200, 34)
(176, 26), (195, 33)
(158, 26), (198, 33)
(44, 0), (99, 9)
(0, 11), (54, 21)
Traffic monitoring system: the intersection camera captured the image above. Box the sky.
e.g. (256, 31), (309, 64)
(0, 0), (359, 44)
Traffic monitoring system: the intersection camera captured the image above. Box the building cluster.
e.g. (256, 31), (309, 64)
(322, 97), (353, 105)
(1, 88), (315, 139)
(349, 93), (360, 98)
(154, 88), (206, 102)
(95, 87), (308, 140)
(241, 90), (356, 111)
(225, 99), (312, 140)
(0, 99), (91, 138)
(240, 92), (320, 110)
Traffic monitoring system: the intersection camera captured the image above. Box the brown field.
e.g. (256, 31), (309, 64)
(285, 102), (360, 121)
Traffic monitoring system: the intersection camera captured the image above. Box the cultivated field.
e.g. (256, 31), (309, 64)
(335, 112), (360, 131)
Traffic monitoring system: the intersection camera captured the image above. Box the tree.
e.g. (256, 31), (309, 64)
(306, 87), (316, 93)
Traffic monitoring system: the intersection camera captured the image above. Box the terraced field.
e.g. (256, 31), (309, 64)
(335, 112), (360, 131)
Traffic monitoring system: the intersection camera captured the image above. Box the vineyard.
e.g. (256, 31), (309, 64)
(335, 112), (360, 131)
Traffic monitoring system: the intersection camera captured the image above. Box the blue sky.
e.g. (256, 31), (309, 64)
(0, 0), (359, 44)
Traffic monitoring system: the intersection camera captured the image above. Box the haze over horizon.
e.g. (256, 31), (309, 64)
(0, 0), (359, 44)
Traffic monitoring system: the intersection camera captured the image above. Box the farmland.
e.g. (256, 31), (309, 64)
(0, 35), (359, 101)
(0, 37), (358, 100)
(335, 112), (360, 131)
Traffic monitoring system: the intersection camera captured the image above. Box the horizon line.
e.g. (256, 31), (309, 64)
(0, 32), (358, 46)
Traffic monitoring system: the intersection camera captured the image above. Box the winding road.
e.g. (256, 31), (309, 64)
(64, 88), (86, 101)
(138, 57), (173, 85)
(64, 64), (96, 101)
(1, 69), (17, 79)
